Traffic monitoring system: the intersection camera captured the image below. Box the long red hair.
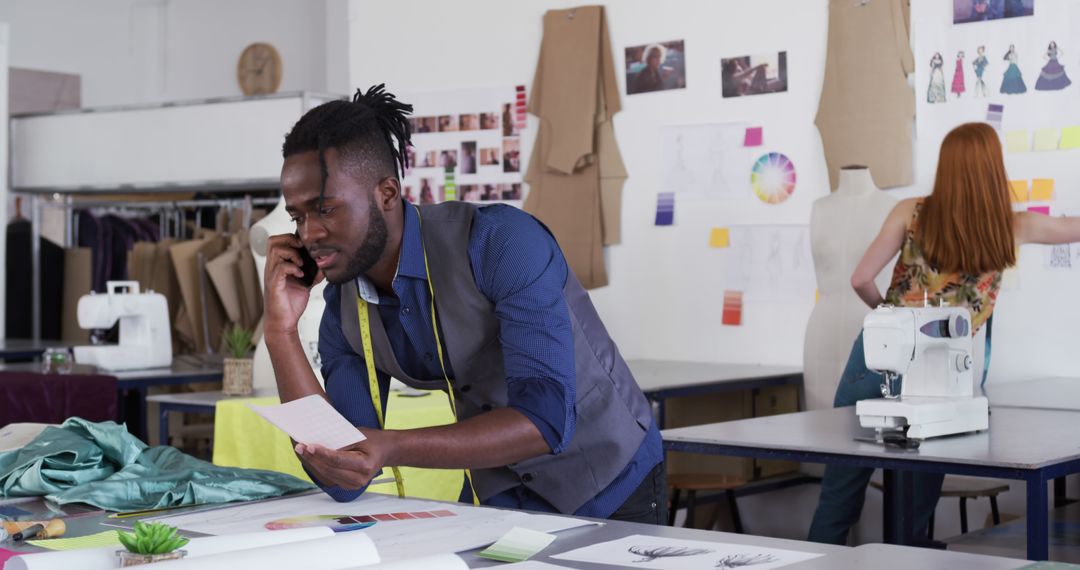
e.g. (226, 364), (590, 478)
(917, 123), (1015, 273)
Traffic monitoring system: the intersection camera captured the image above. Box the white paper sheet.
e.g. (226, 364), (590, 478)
(146, 532), (379, 570)
(6, 528), (335, 570)
(248, 394), (365, 450)
(660, 123), (751, 196)
(156, 493), (596, 563)
(347, 554), (468, 570)
(551, 534), (823, 570)
(500, 563), (573, 569)
(724, 225), (816, 302)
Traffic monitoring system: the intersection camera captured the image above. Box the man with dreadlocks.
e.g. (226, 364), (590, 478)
(263, 85), (664, 523)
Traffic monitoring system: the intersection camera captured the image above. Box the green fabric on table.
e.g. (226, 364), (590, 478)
(0, 418), (313, 511)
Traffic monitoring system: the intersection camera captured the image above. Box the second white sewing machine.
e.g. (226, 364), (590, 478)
(856, 305), (989, 440)
(72, 281), (173, 371)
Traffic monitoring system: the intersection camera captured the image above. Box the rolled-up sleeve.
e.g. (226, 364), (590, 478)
(469, 206), (576, 454)
(312, 284), (391, 502)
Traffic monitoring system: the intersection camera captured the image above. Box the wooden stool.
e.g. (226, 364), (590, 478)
(667, 473), (746, 532)
(870, 476), (1009, 537)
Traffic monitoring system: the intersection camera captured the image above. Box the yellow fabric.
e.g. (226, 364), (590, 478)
(212, 392), (464, 501)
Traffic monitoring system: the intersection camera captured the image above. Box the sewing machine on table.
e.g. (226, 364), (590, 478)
(72, 281), (173, 371)
(856, 305), (989, 443)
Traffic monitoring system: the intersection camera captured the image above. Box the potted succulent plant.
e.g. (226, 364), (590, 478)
(222, 325), (255, 396)
(116, 521), (189, 566)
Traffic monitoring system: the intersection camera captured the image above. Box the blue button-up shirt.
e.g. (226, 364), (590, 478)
(316, 202), (662, 517)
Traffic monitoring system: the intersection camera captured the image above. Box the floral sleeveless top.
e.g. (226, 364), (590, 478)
(884, 199), (1002, 331)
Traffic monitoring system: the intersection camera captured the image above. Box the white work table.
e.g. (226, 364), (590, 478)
(781, 543), (1027, 570)
(626, 359), (803, 427)
(986, 377), (1080, 411)
(663, 406), (1080, 560)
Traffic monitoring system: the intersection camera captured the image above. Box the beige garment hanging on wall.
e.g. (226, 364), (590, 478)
(525, 5), (626, 289)
(815, 0), (915, 190)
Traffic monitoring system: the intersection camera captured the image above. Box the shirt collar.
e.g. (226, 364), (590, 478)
(355, 201), (427, 304)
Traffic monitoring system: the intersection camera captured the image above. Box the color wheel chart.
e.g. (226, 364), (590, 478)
(266, 509), (457, 532)
(751, 152), (796, 205)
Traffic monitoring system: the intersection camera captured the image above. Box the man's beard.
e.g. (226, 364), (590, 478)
(328, 196), (388, 285)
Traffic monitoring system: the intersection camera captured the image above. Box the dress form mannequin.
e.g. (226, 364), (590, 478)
(250, 198), (327, 391)
(804, 167), (896, 410)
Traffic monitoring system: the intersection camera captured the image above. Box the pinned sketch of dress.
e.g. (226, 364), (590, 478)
(1000, 47), (1027, 94)
(951, 52), (966, 97)
(972, 50), (989, 98)
(927, 53), (947, 103)
(1035, 43), (1071, 91)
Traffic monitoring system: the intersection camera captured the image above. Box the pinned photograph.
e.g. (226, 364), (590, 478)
(501, 183), (522, 201)
(954, 0), (1034, 24)
(460, 141), (478, 174)
(479, 148), (500, 166)
(625, 40), (687, 95)
(419, 151), (438, 168)
(459, 114), (479, 131)
(437, 115), (458, 132)
(502, 138), (521, 173)
(502, 103), (518, 136)
(439, 150), (458, 170)
(722, 51), (788, 98)
(416, 116), (437, 133)
(419, 178), (436, 204)
(461, 185), (481, 201)
(402, 185), (417, 204)
(480, 112), (500, 130)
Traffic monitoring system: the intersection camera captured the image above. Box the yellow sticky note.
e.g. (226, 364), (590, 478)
(1061, 126), (1080, 150)
(1005, 130), (1030, 153)
(1031, 178), (1055, 201)
(29, 530), (121, 551)
(1009, 180), (1029, 203)
(1033, 128), (1060, 151)
(709, 228), (730, 248)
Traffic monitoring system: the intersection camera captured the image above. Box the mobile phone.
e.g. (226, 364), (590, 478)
(294, 233), (319, 287)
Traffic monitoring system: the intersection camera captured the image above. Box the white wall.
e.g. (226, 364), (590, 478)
(350, 0), (831, 368)
(348, 0), (1080, 545)
(0, 0), (334, 107)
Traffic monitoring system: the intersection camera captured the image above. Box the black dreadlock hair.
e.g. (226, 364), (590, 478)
(282, 84), (413, 209)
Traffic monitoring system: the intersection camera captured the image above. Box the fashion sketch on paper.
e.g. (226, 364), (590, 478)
(928, 52), (947, 103)
(1000, 44), (1027, 94)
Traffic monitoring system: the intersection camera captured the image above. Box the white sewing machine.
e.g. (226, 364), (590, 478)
(855, 305), (989, 440)
(72, 281), (173, 371)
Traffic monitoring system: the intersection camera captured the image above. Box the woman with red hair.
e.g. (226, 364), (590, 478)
(809, 122), (1080, 545)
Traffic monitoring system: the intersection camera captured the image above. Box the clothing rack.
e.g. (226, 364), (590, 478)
(21, 190), (280, 342)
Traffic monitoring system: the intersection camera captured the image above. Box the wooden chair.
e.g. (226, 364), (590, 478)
(668, 473), (746, 532)
(870, 475), (1009, 537)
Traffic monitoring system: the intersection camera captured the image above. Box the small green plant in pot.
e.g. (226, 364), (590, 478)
(116, 521), (189, 566)
(222, 325), (255, 396)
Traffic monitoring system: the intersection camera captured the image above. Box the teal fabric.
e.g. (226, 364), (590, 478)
(0, 418), (313, 511)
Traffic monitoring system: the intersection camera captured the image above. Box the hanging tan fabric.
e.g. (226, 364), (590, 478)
(815, 0), (915, 190)
(525, 5), (626, 289)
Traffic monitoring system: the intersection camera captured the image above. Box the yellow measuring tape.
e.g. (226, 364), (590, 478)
(355, 204), (479, 504)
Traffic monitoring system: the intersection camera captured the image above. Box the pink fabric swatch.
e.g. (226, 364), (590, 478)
(744, 126), (763, 147)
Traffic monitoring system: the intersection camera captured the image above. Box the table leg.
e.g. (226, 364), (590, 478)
(1054, 476), (1069, 508)
(655, 397), (667, 429)
(159, 405), (171, 447)
(883, 470), (916, 545)
(1027, 473), (1049, 561)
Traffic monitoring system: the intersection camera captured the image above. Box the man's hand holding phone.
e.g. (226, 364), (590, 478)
(263, 233), (323, 336)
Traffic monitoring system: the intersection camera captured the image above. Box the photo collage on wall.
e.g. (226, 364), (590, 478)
(403, 85), (526, 205)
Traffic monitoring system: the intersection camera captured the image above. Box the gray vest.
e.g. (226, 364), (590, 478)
(339, 202), (653, 514)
